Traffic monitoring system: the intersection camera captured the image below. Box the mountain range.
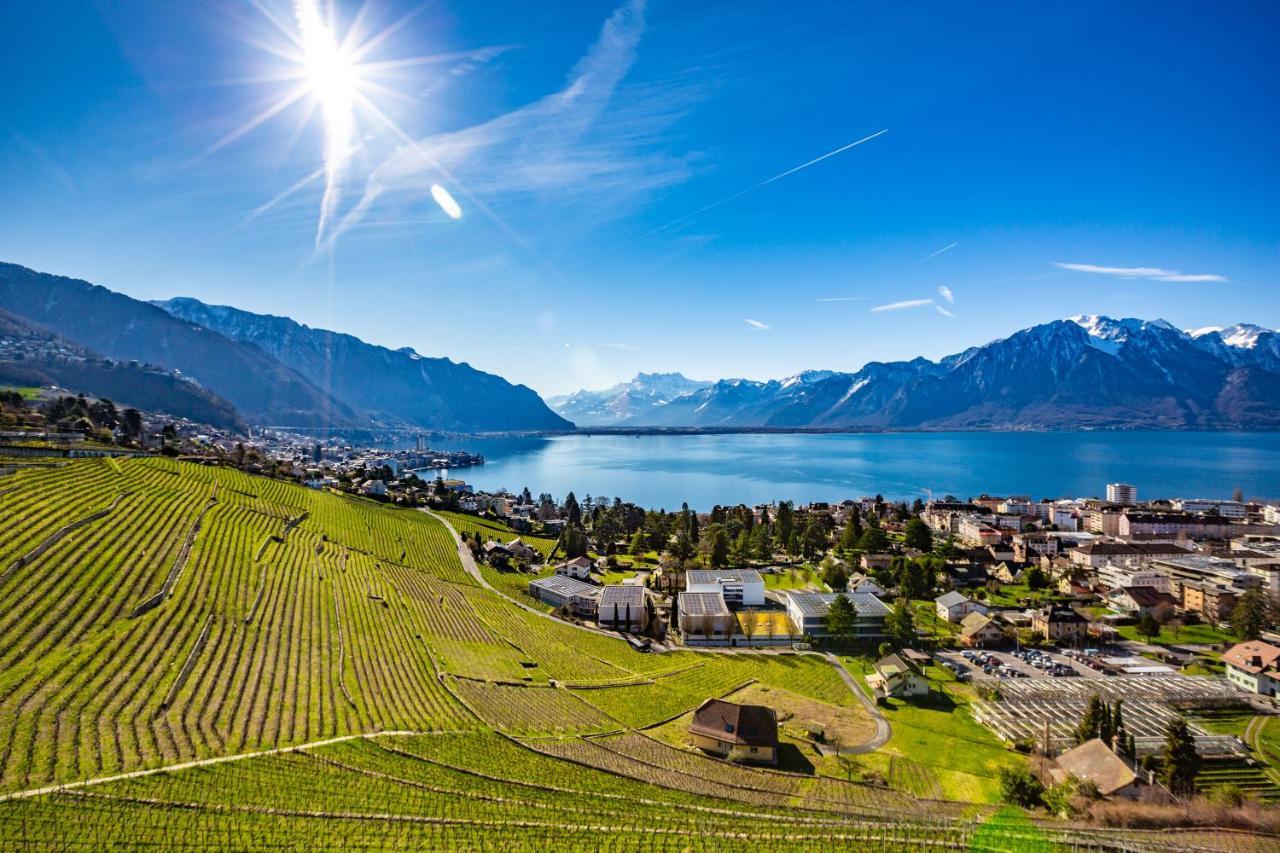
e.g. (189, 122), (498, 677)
(0, 263), (568, 433)
(550, 316), (1280, 429)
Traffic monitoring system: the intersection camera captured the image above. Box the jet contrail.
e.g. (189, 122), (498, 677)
(651, 128), (888, 234)
(920, 241), (958, 261)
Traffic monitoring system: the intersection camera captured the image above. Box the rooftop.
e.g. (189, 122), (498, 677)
(686, 569), (764, 585)
(786, 591), (891, 619)
(689, 699), (778, 748)
(599, 584), (645, 609)
(1053, 738), (1138, 796)
(529, 575), (600, 598)
(678, 591), (732, 617)
(935, 590), (971, 608)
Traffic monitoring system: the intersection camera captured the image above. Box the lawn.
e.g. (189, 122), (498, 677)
(596, 569), (641, 585)
(0, 385), (40, 400)
(1114, 621), (1236, 647)
(975, 581), (1058, 608)
(839, 656), (1025, 803)
(764, 567), (820, 590)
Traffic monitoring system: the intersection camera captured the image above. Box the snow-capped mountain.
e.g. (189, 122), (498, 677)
(547, 372), (711, 425)
(553, 316), (1280, 429)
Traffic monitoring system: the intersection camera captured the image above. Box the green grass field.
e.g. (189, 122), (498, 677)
(0, 456), (1265, 850)
(1114, 621), (1237, 647)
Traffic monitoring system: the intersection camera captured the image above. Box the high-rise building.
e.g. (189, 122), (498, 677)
(1106, 483), (1137, 505)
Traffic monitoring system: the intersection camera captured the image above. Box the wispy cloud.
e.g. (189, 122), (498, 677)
(937, 285), (954, 303)
(1053, 262), (1227, 283)
(651, 128), (888, 233)
(934, 304), (953, 317)
(920, 242), (957, 262)
(599, 341), (641, 350)
(870, 299), (934, 313)
(744, 318), (770, 331)
(329, 0), (694, 245)
(816, 296), (874, 303)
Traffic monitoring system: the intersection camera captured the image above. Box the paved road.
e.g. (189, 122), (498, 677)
(824, 652), (891, 754)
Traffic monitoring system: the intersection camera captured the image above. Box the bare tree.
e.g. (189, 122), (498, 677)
(741, 608), (760, 646)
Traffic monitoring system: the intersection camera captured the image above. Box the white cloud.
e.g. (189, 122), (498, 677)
(329, 0), (695, 245)
(937, 285), (954, 303)
(744, 318), (770, 331)
(816, 296), (873, 303)
(599, 341), (640, 350)
(870, 299), (934, 313)
(934, 304), (953, 317)
(1053, 262), (1227, 283)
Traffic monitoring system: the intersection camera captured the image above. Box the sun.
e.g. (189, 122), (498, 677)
(213, 0), (463, 247)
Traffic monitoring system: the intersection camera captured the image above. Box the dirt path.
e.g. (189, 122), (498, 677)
(824, 652), (891, 754)
(0, 730), (428, 803)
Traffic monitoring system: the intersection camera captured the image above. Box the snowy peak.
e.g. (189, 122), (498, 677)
(1219, 323), (1269, 349)
(781, 369), (836, 388)
(1066, 314), (1178, 354)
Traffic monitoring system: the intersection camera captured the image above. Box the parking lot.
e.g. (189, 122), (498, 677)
(936, 647), (1106, 681)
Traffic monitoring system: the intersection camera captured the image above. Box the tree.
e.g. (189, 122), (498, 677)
(997, 766), (1044, 808)
(628, 530), (648, 557)
(740, 609), (760, 646)
(802, 518), (827, 560)
(1160, 717), (1200, 798)
(885, 598), (916, 649)
(903, 518), (933, 552)
(121, 408), (144, 441)
(730, 530), (752, 566)
(776, 501), (794, 547)
(856, 525), (889, 553)
(824, 594), (856, 642)
(1136, 612), (1161, 642)
(1077, 693), (1105, 743)
(564, 492), (581, 526)
(1231, 587), (1271, 641)
(822, 562), (849, 592)
(1026, 566), (1049, 591)
(562, 525), (588, 559)
(699, 523), (730, 568)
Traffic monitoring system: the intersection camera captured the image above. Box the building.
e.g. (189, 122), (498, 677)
(1013, 533), (1060, 562)
(1118, 513), (1233, 540)
(957, 515), (1003, 547)
(1051, 739), (1142, 799)
(866, 653), (930, 699)
(1107, 586), (1178, 618)
(847, 574), (887, 597)
(528, 576), (600, 617)
(1096, 564), (1172, 594)
(1178, 581), (1241, 624)
(685, 569), (765, 608)
(1223, 641), (1280, 697)
(959, 612), (1004, 648)
(784, 591), (891, 640)
(1106, 483), (1137, 505)
(1031, 605), (1089, 643)
(688, 699), (778, 764)
(554, 556), (594, 580)
(677, 592), (735, 644)
(1174, 499), (1247, 520)
(505, 538), (539, 562)
(1153, 555), (1261, 602)
(598, 585), (647, 633)
(1070, 541), (1190, 569)
(935, 591), (987, 624)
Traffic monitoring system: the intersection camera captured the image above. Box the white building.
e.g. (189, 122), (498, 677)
(529, 576), (600, 616)
(685, 569), (765, 608)
(1096, 564), (1172, 594)
(554, 557), (594, 580)
(1106, 483), (1137, 505)
(935, 591), (988, 624)
(1223, 641), (1280, 697)
(784, 592), (890, 640)
(1174, 499), (1247, 519)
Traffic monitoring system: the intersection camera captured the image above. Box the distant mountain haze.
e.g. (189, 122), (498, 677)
(154, 297), (572, 433)
(552, 316), (1280, 429)
(0, 264), (358, 428)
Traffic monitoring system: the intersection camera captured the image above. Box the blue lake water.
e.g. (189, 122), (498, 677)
(417, 432), (1280, 510)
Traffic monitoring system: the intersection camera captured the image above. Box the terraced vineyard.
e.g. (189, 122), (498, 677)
(1, 457), (1274, 850)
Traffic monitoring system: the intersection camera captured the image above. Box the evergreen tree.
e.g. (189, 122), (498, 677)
(1099, 699), (1114, 747)
(857, 525), (889, 553)
(1136, 612), (1161, 642)
(903, 518), (933, 552)
(885, 598), (916, 649)
(1160, 718), (1200, 797)
(730, 530), (752, 566)
(776, 501), (794, 547)
(822, 562), (849, 591)
(564, 492), (581, 526)
(700, 523), (730, 568)
(825, 594), (856, 642)
(1232, 587), (1271, 641)
(1077, 694), (1104, 743)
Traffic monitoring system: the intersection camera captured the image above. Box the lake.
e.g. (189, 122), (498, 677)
(414, 431), (1280, 510)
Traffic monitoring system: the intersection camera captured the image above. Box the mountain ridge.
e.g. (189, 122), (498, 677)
(550, 316), (1280, 429)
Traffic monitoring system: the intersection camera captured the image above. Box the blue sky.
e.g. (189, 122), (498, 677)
(1, 0), (1277, 396)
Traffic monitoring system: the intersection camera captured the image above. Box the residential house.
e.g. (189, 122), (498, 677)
(1107, 586), (1178, 618)
(1051, 739), (1142, 799)
(861, 553), (895, 574)
(598, 585), (647, 633)
(1222, 641), (1280, 697)
(554, 556), (594, 580)
(866, 653), (930, 699)
(1013, 533), (1060, 563)
(847, 573), (887, 597)
(528, 576), (600, 617)
(959, 612), (1004, 647)
(505, 538), (539, 563)
(935, 591), (987, 624)
(1031, 605), (1089, 643)
(1178, 581), (1241, 624)
(481, 540), (511, 562)
(688, 699), (778, 764)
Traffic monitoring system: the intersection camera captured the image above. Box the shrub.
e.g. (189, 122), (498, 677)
(997, 765), (1044, 808)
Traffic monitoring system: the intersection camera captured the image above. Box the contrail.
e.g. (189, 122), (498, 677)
(650, 129), (888, 234)
(920, 241), (958, 261)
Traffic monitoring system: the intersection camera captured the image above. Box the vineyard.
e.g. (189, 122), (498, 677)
(0, 457), (1275, 850)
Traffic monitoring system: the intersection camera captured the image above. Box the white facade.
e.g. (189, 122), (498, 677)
(1174, 499), (1247, 519)
(685, 570), (765, 608)
(1106, 483), (1137, 505)
(1096, 564), (1172, 594)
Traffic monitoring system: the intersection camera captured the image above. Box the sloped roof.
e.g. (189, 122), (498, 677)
(936, 591), (970, 609)
(1223, 641), (1280, 675)
(689, 699), (778, 747)
(1054, 738), (1137, 796)
(960, 612), (998, 637)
